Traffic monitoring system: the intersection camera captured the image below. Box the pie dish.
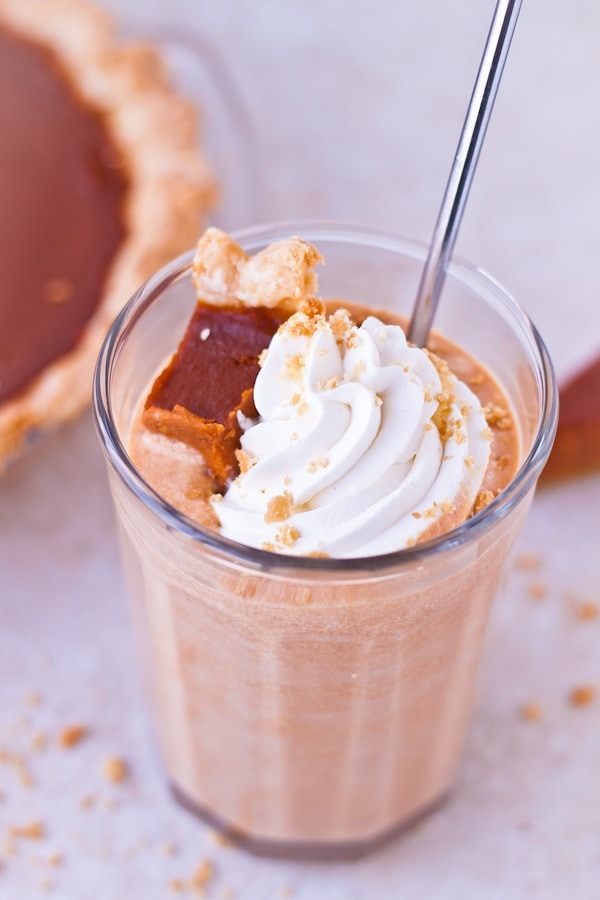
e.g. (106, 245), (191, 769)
(0, 0), (217, 470)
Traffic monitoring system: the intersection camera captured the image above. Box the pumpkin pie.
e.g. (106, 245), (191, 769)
(542, 352), (600, 482)
(142, 228), (322, 483)
(0, 0), (217, 470)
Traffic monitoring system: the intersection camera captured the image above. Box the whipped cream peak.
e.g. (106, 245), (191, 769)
(211, 307), (492, 558)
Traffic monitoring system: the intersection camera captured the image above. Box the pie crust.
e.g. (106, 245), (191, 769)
(0, 0), (217, 470)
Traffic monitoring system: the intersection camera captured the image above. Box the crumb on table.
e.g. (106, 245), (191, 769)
(59, 724), (88, 749)
(568, 685), (596, 708)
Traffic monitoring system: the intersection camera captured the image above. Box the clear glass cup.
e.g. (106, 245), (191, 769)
(93, 223), (557, 860)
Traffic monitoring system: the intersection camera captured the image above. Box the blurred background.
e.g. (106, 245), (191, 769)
(113, 0), (598, 378)
(1, 1), (599, 897)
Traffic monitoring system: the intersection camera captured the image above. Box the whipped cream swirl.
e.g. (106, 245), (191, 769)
(211, 308), (492, 558)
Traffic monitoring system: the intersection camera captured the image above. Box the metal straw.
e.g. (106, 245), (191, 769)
(407, 0), (523, 347)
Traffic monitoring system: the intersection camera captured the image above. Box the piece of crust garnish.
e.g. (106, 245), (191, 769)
(192, 227), (323, 311)
(143, 230), (323, 484)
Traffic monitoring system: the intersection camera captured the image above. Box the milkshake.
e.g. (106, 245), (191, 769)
(94, 224), (556, 858)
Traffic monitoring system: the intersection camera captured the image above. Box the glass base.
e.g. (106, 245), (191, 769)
(170, 782), (450, 861)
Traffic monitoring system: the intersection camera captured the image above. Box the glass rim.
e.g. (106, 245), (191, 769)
(93, 221), (558, 577)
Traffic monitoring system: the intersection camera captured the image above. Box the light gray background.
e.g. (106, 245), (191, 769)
(2, 1), (599, 898)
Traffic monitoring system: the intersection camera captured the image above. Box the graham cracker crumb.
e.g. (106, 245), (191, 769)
(299, 296), (325, 319)
(307, 456), (329, 473)
(412, 505), (437, 521)
(572, 599), (599, 621)
(453, 423), (467, 445)
(473, 490), (494, 514)
(425, 350), (458, 442)
(47, 851), (63, 867)
(484, 402), (512, 430)
(432, 390), (455, 442)
(330, 308), (354, 341)
(0, 749), (33, 787)
(284, 310), (321, 340)
(521, 702), (543, 722)
(283, 353), (305, 380)
(514, 553), (543, 571)
(264, 491), (294, 524)
(345, 330), (359, 350)
(59, 724), (88, 749)
(191, 859), (214, 891)
(80, 794), (95, 810)
(103, 756), (128, 784)
(275, 524), (301, 548)
(568, 685), (596, 708)
(209, 830), (233, 848)
(317, 375), (340, 391)
(528, 581), (547, 601)
(9, 820), (44, 840)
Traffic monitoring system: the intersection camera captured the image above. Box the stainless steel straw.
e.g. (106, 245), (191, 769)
(407, 0), (523, 347)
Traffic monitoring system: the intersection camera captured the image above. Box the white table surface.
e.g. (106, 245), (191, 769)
(2, 1), (600, 897)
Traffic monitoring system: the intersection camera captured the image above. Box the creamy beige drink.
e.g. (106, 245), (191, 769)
(94, 224), (556, 857)
(131, 229), (519, 552)
(130, 305), (518, 541)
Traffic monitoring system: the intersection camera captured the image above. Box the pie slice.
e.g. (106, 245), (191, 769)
(142, 228), (323, 483)
(542, 352), (600, 482)
(0, 0), (217, 471)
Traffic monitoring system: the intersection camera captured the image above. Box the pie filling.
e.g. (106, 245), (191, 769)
(143, 302), (288, 484)
(0, 25), (128, 404)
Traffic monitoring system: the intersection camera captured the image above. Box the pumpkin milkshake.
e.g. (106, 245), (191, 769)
(94, 224), (556, 858)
